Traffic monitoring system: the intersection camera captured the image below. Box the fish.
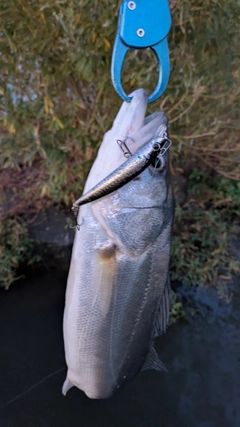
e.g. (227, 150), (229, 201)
(62, 88), (174, 399)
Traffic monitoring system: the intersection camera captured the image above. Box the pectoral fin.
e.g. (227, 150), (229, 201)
(92, 242), (117, 317)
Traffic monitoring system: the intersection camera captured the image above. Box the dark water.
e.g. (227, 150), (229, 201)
(0, 268), (239, 427)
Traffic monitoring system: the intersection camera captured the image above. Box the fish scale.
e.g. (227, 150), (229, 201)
(63, 89), (174, 399)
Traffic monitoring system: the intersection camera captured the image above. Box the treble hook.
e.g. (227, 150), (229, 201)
(69, 205), (82, 231)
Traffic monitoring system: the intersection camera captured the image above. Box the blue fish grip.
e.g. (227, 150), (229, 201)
(111, 0), (171, 103)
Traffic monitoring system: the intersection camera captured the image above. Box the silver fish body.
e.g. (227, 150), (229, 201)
(63, 89), (174, 399)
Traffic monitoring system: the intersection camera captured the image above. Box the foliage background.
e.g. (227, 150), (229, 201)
(0, 0), (239, 288)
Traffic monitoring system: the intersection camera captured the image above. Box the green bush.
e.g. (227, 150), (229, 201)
(171, 174), (240, 286)
(0, 0), (239, 287)
(0, 218), (38, 289)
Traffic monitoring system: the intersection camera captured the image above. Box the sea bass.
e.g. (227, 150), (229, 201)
(63, 89), (174, 399)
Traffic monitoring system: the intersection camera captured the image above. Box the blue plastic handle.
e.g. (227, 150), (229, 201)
(111, 0), (171, 103)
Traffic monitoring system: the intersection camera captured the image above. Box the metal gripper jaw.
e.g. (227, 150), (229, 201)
(111, 0), (171, 104)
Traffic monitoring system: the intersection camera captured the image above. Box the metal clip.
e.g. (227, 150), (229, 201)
(117, 137), (133, 158)
(111, 0), (171, 103)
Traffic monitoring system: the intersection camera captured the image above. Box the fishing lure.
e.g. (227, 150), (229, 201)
(72, 136), (171, 216)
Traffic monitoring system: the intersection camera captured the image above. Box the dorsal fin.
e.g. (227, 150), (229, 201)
(154, 273), (171, 337)
(142, 346), (167, 372)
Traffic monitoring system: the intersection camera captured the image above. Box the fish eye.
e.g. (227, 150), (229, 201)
(149, 156), (166, 174)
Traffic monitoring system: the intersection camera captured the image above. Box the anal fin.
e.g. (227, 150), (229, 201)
(142, 346), (167, 372)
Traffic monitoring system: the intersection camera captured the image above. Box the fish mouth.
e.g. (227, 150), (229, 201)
(104, 205), (161, 215)
(119, 205), (160, 210)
